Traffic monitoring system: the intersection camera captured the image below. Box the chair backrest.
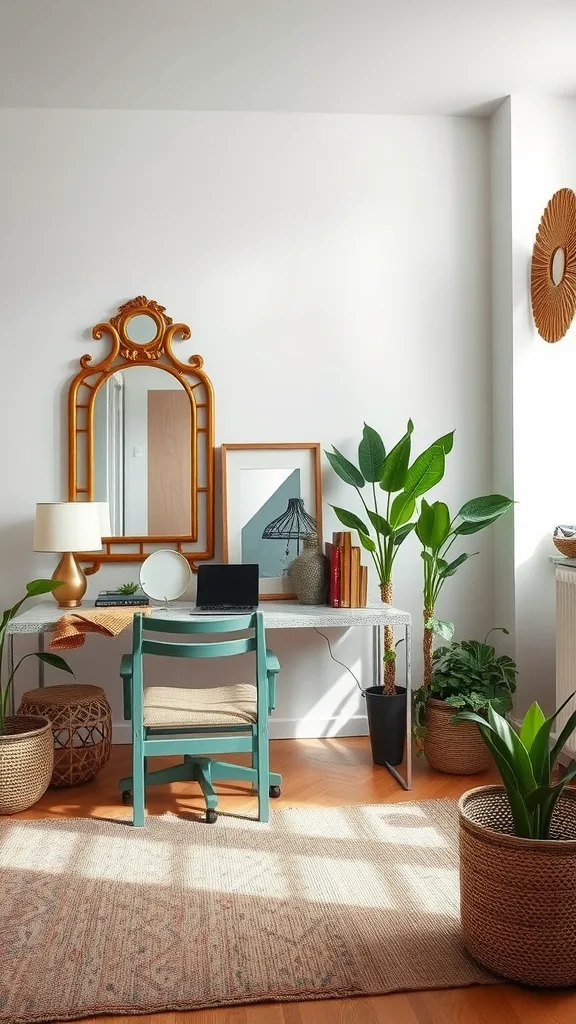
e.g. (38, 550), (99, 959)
(132, 611), (266, 664)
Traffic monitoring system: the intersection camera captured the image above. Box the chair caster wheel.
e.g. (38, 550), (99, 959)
(269, 785), (281, 798)
(205, 809), (218, 824)
(121, 790), (132, 805)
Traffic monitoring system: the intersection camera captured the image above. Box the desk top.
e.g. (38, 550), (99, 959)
(7, 600), (411, 634)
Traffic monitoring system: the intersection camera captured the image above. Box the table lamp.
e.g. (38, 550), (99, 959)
(34, 502), (109, 608)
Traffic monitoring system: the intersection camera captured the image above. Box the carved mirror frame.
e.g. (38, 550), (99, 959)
(68, 296), (215, 574)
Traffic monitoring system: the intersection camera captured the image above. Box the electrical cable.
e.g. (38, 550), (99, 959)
(314, 627), (365, 694)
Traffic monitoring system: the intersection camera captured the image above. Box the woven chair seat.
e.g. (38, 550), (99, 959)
(143, 684), (257, 728)
(18, 684), (112, 788)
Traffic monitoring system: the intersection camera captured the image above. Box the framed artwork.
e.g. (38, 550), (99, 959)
(221, 443), (323, 599)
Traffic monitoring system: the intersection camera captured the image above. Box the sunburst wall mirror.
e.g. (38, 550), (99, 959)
(531, 187), (576, 343)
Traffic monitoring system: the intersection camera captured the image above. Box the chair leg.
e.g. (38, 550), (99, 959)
(252, 730), (259, 791)
(132, 731), (146, 827)
(193, 759), (218, 823)
(256, 719), (270, 823)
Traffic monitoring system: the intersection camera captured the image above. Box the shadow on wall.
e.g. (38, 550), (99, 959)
(515, 533), (558, 716)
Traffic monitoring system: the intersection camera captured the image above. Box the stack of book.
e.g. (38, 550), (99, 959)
(325, 532), (368, 608)
(95, 589), (150, 608)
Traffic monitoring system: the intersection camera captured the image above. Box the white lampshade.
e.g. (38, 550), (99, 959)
(34, 502), (103, 553)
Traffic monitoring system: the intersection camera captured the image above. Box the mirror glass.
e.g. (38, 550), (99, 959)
(125, 313), (158, 344)
(551, 247), (566, 286)
(93, 367), (192, 536)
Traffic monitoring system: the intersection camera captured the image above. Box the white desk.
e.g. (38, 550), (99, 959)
(7, 600), (412, 789)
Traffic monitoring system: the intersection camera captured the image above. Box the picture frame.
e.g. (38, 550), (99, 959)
(221, 443), (323, 600)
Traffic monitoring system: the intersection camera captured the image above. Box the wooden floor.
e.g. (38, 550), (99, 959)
(17, 737), (576, 1024)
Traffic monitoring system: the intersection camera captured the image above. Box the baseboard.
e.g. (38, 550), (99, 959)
(111, 714), (369, 744)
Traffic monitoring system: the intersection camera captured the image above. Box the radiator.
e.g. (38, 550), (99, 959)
(556, 567), (576, 759)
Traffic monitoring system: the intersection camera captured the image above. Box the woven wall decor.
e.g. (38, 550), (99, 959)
(18, 684), (112, 787)
(531, 187), (576, 342)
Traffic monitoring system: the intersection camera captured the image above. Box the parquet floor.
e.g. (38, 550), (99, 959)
(15, 737), (576, 1024)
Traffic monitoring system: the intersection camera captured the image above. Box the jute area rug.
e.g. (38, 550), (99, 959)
(0, 800), (494, 1023)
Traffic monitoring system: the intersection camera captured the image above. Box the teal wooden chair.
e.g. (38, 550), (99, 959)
(118, 612), (282, 826)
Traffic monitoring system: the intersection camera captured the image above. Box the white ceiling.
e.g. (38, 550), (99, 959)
(1, 0), (575, 115)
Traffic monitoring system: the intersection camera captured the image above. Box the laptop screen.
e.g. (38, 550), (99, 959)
(196, 563), (259, 607)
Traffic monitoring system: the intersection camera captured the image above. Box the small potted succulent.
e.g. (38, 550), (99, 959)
(0, 580), (74, 814)
(457, 696), (576, 987)
(413, 630), (517, 773)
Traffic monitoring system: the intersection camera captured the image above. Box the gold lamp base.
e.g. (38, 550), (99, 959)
(52, 552), (88, 608)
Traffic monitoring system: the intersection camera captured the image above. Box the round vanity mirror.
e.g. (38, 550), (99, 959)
(551, 247), (566, 286)
(125, 313), (158, 344)
(140, 549), (192, 603)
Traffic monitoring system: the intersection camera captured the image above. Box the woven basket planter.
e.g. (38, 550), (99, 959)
(553, 535), (576, 558)
(459, 785), (576, 987)
(0, 715), (54, 814)
(423, 698), (491, 774)
(19, 684), (112, 787)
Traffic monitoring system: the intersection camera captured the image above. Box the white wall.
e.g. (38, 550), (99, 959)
(0, 109), (492, 737)
(508, 97), (576, 712)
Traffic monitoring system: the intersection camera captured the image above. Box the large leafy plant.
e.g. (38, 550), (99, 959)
(413, 628), (517, 748)
(455, 696), (576, 840)
(326, 421), (452, 691)
(0, 580), (74, 734)
(416, 495), (513, 685)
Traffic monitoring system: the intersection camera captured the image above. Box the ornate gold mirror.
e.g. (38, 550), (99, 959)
(68, 296), (215, 573)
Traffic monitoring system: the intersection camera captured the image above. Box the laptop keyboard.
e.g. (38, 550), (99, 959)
(201, 604), (254, 612)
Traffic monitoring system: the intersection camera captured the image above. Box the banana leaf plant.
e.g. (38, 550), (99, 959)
(454, 695), (576, 839)
(416, 495), (513, 685)
(0, 580), (74, 734)
(326, 421), (453, 692)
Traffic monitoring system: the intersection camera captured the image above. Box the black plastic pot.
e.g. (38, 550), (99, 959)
(364, 685), (407, 767)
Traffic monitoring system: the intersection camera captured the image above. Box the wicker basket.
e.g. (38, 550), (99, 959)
(423, 698), (491, 774)
(553, 535), (576, 558)
(19, 684), (112, 787)
(0, 716), (54, 814)
(459, 785), (576, 987)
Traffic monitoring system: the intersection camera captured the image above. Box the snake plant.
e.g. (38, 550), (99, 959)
(0, 580), (74, 734)
(454, 695), (576, 839)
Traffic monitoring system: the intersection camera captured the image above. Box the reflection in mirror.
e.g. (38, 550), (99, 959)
(125, 313), (158, 344)
(93, 367), (192, 536)
(551, 247), (566, 286)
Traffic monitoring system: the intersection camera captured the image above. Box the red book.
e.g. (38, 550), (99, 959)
(328, 544), (341, 608)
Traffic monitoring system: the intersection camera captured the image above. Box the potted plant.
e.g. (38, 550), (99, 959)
(0, 579), (74, 814)
(456, 697), (576, 987)
(413, 630), (517, 773)
(326, 421), (451, 766)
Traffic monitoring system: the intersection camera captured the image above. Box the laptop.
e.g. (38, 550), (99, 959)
(194, 563), (259, 614)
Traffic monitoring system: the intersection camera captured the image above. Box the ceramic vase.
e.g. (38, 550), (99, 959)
(289, 535), (329, 605)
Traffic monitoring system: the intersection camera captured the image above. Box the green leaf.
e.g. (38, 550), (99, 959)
(439, 552), (475, 579)
(358, 424), (386, 483)
(519, 702), (546, 753)
(427, 618), (455, 641)
(404, 444), (445, 500)
(358, 532), (376, 553)
(331, 506), (369, 535)
(393, 522), (416, 546)
(433, 431), (455, 455)
(367, 510), (391, 537)
(379, 435), (411, 493)
(458, 494), (514, 523)
(549, 703), (576, 768)
(487, 704), (536, 797)
(454, 515), (502, 536)
(417, 501), (450, 551)
(35, 652), (75, 675)
(325, 448), (365, 489)
(26, 579), (64, 596)
(389, 493), (415, 529)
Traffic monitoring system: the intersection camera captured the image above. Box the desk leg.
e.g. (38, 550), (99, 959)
(38, 633), (45, 687)
(7, 633), (15, 716)
(380, 622), (412, 792)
